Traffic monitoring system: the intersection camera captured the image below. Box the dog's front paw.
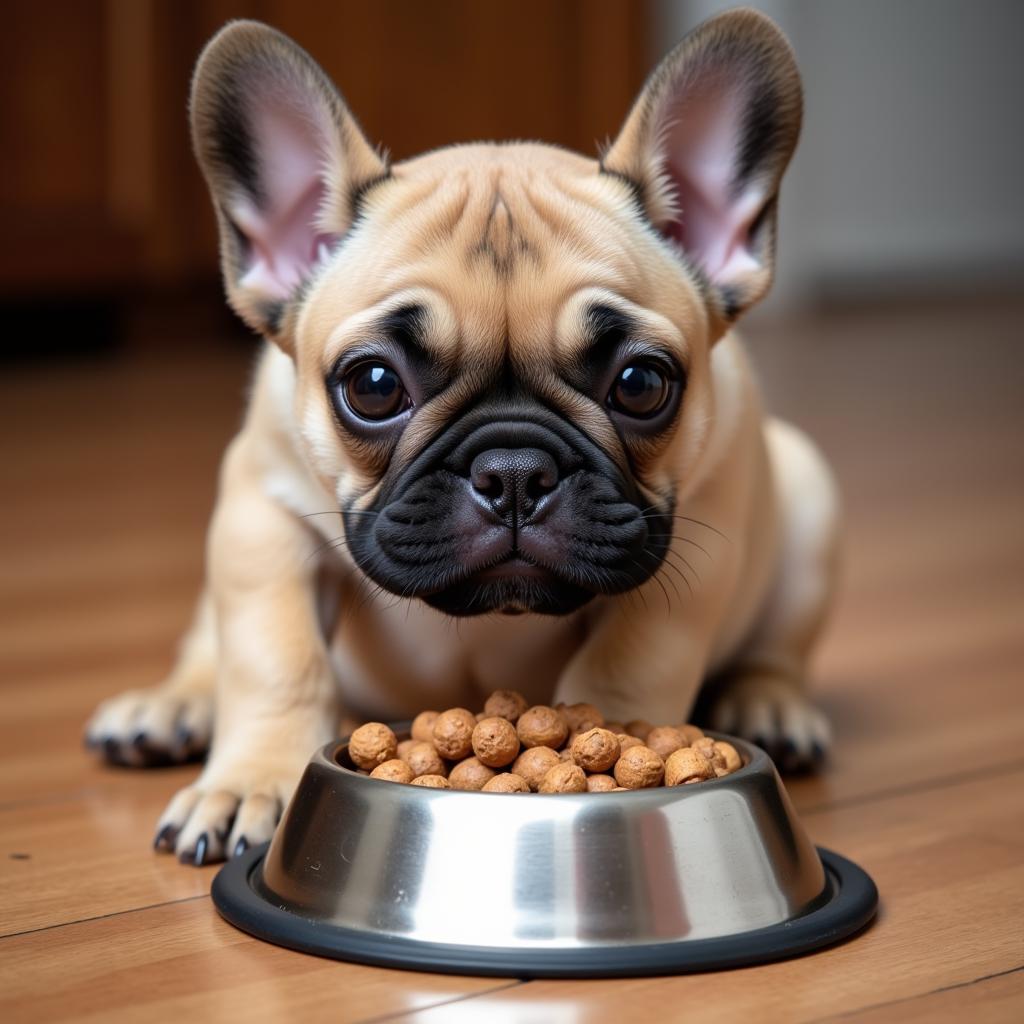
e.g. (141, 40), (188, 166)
(153, 757), (304, 866)
(85, 687), (213, 767)
(708, 674), (830, 773)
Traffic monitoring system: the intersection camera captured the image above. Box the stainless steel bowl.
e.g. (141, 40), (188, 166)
(213, 733), (877, 976)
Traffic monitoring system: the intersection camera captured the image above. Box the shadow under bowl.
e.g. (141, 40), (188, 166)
(213, 732), (877, 976)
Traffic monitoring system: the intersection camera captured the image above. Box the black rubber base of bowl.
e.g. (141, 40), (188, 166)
(212, 844), (877, 978)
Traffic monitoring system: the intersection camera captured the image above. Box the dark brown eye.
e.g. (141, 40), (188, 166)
(344, 362), (410, 421)
(608, 362), (670, 418)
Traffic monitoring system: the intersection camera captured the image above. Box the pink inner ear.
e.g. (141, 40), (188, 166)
(660, 80), (766, 286)
(229, 87), (339, 300)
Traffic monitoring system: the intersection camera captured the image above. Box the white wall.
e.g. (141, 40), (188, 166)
(650, 0), (1024, 310)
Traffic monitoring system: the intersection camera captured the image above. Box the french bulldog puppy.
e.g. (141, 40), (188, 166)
(86, 9), (837, 865)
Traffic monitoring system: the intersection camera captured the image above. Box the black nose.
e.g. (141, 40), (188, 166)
(470, 447), (560, 521)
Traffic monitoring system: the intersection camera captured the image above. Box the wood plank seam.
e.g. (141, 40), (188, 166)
(353, 980), (527, 1024)
(810, 963), (1024, 1023)
(0, 893), (208, 942)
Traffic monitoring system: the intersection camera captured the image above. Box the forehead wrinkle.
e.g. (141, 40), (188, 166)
(467, 177), (543, 280)
(530, 372), (629, 473)
(394, 179), (474, 259)
(391, 362), (500, 466)
(519, 179), (650, 295)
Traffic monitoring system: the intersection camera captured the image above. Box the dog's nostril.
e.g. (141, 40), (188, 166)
(472, 470), (505, 502)
(525, 467), (557, 501)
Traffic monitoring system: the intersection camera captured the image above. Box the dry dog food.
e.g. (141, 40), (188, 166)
(472, 717), (520, 767)
(482, 772), (530, 793)
(516, 705), (569, 750)
(431, 708), (477, 760)
(349, 722), (398, 769)
(348, 692), (743, 793)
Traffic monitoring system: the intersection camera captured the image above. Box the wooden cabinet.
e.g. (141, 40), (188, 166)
(1, 0), (648, 299)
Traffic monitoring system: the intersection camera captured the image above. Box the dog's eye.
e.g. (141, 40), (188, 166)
(607, 362), (671, 418)
(343, 362), (410, 421)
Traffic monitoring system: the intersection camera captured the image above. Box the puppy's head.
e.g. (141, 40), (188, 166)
(191, 10), (801, 616)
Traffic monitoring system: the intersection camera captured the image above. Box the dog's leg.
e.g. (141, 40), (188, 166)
(154, 451), (340, 865)
(85, 591), (216, 765)
(707, 418), (839, 771)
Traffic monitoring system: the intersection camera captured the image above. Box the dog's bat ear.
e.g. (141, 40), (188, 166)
(602, 8), (802, 324)
(190, 21), (388, 345)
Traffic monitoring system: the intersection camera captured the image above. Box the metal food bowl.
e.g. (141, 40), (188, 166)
(213, 732), (877, 977)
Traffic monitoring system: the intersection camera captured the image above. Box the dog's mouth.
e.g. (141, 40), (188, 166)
(476, 555), (550, 581)
(421, 560), (595, 617)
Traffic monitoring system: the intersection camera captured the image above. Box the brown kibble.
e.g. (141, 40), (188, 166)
(646, 726), (685, 760)
(448, 756), (496, 791)
(349, 722), (398, 769)
(586, 773), (617, 792)
(612, 786), (629, 791)
(482, 773), (530, 793)
(511, 746), (561, 790)
(411, 710), (439, 743)
(692, 735), (727, 773)
(517, 705), (569, 750)
(410, 774), (450, 788)
(559, 702), (605, 733)
(471, 716), (520, 767)
(614, 745), (665, 789)
(571, 728), (621, 773)
(405, 741), (447, 778)
(691, 734), (716, 756)
(714, 740), (743, 775)
(432, 708), (477, 760)
(665, 746), (716, 786)
(539, 762), (587, 793)
(625, 719), (654, 741)
(679, 723), (705, 745)
(392, 697), (730, 792)
(370, 759), (415, 784)
(483, 689), (530, 723)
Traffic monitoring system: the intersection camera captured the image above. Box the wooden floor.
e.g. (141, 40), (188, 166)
(1, 298), (1022, 1022)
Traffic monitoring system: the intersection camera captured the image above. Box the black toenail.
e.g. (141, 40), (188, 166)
(233, 836), (249, 858)
(811, 741), (827, 764)
(154, 823), (177, 851)
(777, 739), (801, 773)
(132, 731), (148, 749)
(193, 833), (209, 867)
(102, 737), (122, 762)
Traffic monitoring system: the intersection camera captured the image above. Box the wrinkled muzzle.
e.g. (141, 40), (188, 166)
(344, 402), (673, 616)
